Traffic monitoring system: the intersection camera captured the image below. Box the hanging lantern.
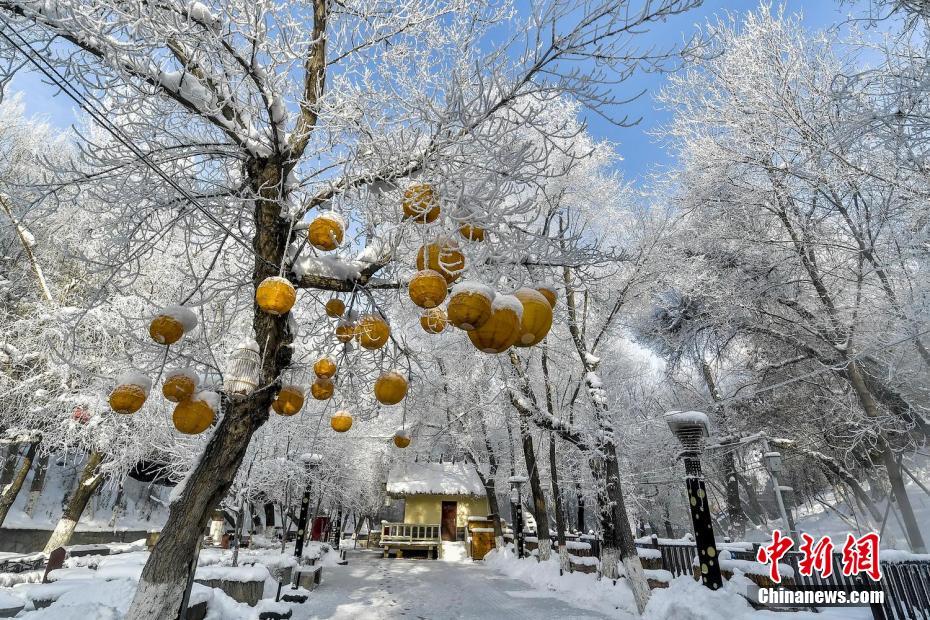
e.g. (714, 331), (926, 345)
(313, 357), (337, 379)
(272, 384), (305, 416)
(325, 298), (345, 318)
(331, 410), (353, 432)
(109, 370), (152, 415)
(356, 314), (390, 350)
(335, 320), (356, 343)
(393, 429), (411, 449)
(408, 269), (448, 309)
(513, 288), (553, 347)
(256, 276), (297, 316)
(307, 213), (345, 251)
(72, 406), (91, 425)
(172, 391), (218, 435)
(537, 284), (558, 309)
(223, 339), (261, 395)
(447, 281), (495, 331)
(420, 307), (447, 334)
(374, 371), (408, 405)
(458, 224), (485, 242)
(311, 377), (334, 400)
(468, 294), (523, 354)
(402, 183), (440, 223)
(416, 241), (465, 283)
(148, 305), (198, 345)
(162, 368), (200, 403)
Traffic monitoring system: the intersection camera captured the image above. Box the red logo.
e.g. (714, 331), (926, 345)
(757, 531), (882, 582)
(756, 529), (794, 583)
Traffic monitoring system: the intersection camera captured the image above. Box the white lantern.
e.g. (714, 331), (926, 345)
(223, 338), (261, 395)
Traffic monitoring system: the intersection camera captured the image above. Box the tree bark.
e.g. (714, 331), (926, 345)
(518, 415), (551, 561)
(23, 452), (48, 518)
(0, 440), (38, 527)
(43, 451), (104, 552)
(549, 433), (569, 572)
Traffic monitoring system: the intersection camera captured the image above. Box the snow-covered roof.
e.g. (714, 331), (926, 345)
(386, 462), (486, 497)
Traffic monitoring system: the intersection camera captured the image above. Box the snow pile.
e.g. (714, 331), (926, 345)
(450, 280), (495, 301)
(165, 367), (200, 385)
(440, 541), (469, 562)
(294, 255), (362, 281)
(115, 370), (152, 394)
(156, 304), (198, 331)
(492, 294), (524, 320)
(195, 564), (270, 582)
(484, 548), (637, 616)
(386, 461), (486, 497)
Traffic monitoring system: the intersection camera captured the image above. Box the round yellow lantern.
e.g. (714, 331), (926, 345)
(537, 285), (558, 309)
(420, 307), (447, 334)
(307, 213), (345, 251)
(408, 269), (448, 309)
(402, 183), (440, 223)
(256, 276), (296, 316)
(162, 368), (199, 403)
(109, 371), (152, 414)
(374, 371), (408, 405)
(335, 320), (356, 343)
(148, 305), (198, 345)
(272, 384), (305, 416)
(313, 357), (337, 379)
(458, 224), (485, 242)
(311, 377), (334, 400)
(467, 294), (523, 354)
(447, 281), (494, 331)
(356, 314), (390, 350)
(325, 298), (345, 318)
(331, 410), (353, 432)
(172, 391), (218, 435)
(513, 288), (553, 347)
(416, 241), (465, 283)
(393, 429), (411, 449)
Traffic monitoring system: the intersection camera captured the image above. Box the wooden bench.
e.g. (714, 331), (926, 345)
(380, 523), (441, 559)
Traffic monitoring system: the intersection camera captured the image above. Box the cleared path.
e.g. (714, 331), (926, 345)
(293, 550), (613, 619)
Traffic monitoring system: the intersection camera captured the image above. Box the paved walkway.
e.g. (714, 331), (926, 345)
(293, 550), (611, 619)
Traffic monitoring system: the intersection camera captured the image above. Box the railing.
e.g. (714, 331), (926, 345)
(380, 523), (441, 546)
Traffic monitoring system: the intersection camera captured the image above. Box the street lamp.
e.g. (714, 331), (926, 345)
(508, 475), (527, 559)
(665, 411), (723, 591)
(293, 453), (322, 562)
(761, 442), (798, 543)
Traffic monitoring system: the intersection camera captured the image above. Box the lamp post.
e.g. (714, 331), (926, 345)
(665, 411), (723, 591)
(508, 475), (527, 559)
(761, 440), (798, 543)
(293, 453), (322, 563)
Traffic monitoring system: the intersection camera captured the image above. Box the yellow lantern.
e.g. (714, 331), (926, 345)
(374, 371), (408, 405)
(256, 276), (297, 316)
(458, 224), (485, 242)
(537, 285), (558, 309)
(307, 213), (345, 251)
(162, 368), (199, 403)
(109, 371), (152, 414)
(467, 294), (523, 354)
(148, 305), (197, 345)
(513, 288), (553, 347)
(272, 385), (305, 416)
(416, 241), (465, 283)
(311, 377), (334, 400)
(408, 269), (448, 309)
(447, 282), (494, 331)
(402, 183), (440, 223)
(314, 357), (337, 379)
(356, 314), (390, 350)
(420, 307), (447, 334)
(172, 391), (218, 435)
(325, 298), (345, 318)
(335, 320), (356, 343)
(393, 429), (411, 449)
(331, 410), (353, 432)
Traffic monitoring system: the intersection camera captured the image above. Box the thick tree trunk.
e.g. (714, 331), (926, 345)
(44, 451), (104, 552)
(576, 482), (585, 533)
(23, 452), (48, 518)
(549, 433), (569, 572)
(518, 416), (550, 561)
(0, 440), (38, 527)
(0, 447), (18, 487)
(127, 157), (293, 619)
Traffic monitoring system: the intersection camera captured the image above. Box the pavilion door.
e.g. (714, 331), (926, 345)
(441, 501), (457, 541)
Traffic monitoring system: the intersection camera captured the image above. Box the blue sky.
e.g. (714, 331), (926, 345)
(6, 1), (864, 183)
